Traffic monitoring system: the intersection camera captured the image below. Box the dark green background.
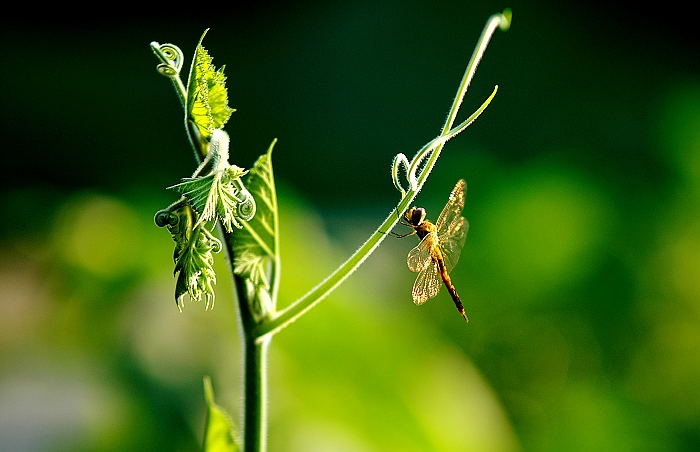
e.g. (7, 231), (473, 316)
(1, 1), (699, 451)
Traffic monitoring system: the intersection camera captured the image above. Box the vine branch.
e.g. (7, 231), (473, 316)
(253, 9), (511, 339)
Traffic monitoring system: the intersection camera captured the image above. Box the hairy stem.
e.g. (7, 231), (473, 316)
(441, 10), (511, 136)
(223, 235), (266, 452)
(243, 335), (269, 452)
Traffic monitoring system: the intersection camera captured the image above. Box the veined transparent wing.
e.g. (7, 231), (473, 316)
(412, 260), (442, 305)
(435, 180), (468, 272)
(407, 233), (435, 273)
(440, 216), (468, 272)
(435, 179), (466, 235)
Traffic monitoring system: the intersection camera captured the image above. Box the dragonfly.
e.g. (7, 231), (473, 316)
(394, 179), (469, 322)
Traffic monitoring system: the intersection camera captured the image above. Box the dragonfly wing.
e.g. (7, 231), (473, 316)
(407, 234), (433, 273)
(441, 216), (468, 272)
(412, 260), (442, 305)
(435, 180), (468, 272)
(435, 179), (466, 237)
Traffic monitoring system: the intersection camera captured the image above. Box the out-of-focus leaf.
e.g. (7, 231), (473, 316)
(202, 376), (240, 452)
(186, 29), (235, 140)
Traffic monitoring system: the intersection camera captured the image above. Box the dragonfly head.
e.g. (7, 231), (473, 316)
(405, 207), (426, 227)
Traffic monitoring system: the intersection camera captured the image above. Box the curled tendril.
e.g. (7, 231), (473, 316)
(391, 153), (411, 196)
(154, 197), (189, 228)
(200, 226), (223, 253)
(154, 209), (177, 228)
(390, 84), (499, 198)
(229, 174), (256, 221)
(150, 42), (184, 77)
(388, 9), (509, 201)
(237, 191), (257, 221)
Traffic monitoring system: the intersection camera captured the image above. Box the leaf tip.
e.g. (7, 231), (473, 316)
(499, 8), (512, 31)
(199, 28), (210, 44)
(203, 375), (214, 403)
(267, 138), (278, 156)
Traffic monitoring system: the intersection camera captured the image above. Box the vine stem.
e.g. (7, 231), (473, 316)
(149, 42), (188, 109)
(154, 34), (272, 452)
(243, 334), (269, 452)
(441, 10), (511, 137)
(253, 9), (511, 339)
(220, 225), (270, 452)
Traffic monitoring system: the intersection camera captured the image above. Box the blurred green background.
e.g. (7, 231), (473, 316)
(1, 1), (699, 450)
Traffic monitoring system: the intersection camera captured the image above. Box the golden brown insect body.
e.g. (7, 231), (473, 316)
(401, 180), (469, 322)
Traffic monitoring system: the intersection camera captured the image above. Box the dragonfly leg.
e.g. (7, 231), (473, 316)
(387, 230), (416, 238)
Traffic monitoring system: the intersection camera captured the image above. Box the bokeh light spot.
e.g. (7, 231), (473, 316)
(477, 164), (613, 303)
(667, 223), (700, 313)
(54, 193), (143, 278)
(657, 81), (700, 189)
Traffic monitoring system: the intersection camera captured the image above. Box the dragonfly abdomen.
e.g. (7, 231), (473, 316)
(435, 256), (468, 322)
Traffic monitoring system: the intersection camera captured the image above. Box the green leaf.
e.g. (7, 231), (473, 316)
(173, 226), (221, 310)
(233, 140), (279, 320)
(202, 376), (240, 452)
(169, 130), (252, 233)
(186, 29), (235, 141)
(159, 202), (195, 259)
(169, 166), (250, 233)
(154, 202), (216, 310)
(170, 173), (219, 220)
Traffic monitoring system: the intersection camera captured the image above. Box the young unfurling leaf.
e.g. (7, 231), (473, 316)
(174, 225), (221, 310)
(169, 130), (255, 233)
(170, 166), (249, 232)
(186, 29), (235, 141)
(154, 201), (194, 258)
(154, 202), (222, 310)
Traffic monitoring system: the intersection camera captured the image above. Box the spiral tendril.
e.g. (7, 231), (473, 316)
(390, 83), (499, 199)
(237, 191), (257, 221)
(200, 227), (223, 253)
(387, 10), (508, 202)
(155, 209), (178, 227)
(391, 153), (411, 195)
(150, 42), (184, 77)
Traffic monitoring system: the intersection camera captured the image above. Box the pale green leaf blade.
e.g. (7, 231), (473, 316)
(208, 65), (235, 130)
(233, 140), (279, 318)
(169, 173), (218, 221)
(234, 140), (277, 272)
(203, 376), (240, 452)
(186, 30), (213, 139)
(186, 30), (234, 141)
(189, 83), (214, 140)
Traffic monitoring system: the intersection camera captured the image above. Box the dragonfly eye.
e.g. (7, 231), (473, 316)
(410, 207), (426, 226)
